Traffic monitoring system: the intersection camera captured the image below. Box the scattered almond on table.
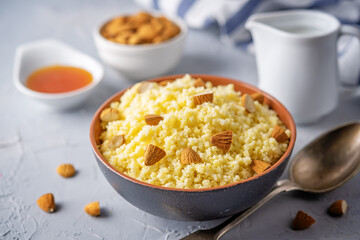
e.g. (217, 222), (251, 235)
(37, 193), (56, 213)
(56, 164), (76, 178)
(328, 199), (348, 216)
(85, 201), (101, 216)
(292, 210), (316, 230)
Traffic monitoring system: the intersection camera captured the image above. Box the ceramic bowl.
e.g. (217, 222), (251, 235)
(89, 75), (296, 221)
(93, 14), (187, 81)
(13, 39), (104, 111)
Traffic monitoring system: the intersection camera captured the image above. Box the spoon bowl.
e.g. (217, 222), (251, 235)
(290, 122), (360, 192)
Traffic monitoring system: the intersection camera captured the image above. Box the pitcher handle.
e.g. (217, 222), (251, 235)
(338, 25), (360, 98)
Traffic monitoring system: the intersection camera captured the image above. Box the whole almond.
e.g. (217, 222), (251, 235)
(144, 144), (166, 166)
(272, 125), (289, 142)
(194, 78), (206, 88)
(37, 193), (55, 213)
(84, 201), (101, 216)
(210, 131), (233, 151)
(100, 108), (120, 122)
(241, 94), (255, 113)
(56, 164), (76, 178)
(292, 211), (316, 230)
(328, 200), (348, 216)
(145, 114), (164, 126)
(107, 135), (125, 149)
(181, 148), (202, 164)
(138, 82), (155, 93)
(193, 92), (213, 106)
(251, 92), (265, 104)
(251, 160), (271, 174)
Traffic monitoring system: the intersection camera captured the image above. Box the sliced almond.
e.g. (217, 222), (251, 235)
(158, 80), (173, 86)
(37, 193), (55, 213)
(194, 78), (206, 88)
(272, 125), (289, 143)
(100, 108), (120, 122)
(84, 201), (101, 216)
(144, 144), (166, 166)
(291, 211), (316, 230)
(193, 92), (213, 106)
(145, 114), (164, 126)
(328, 200), (348, 216)
(210, 131), (233, 151)
(251, 92), (264, 104)
(251, 160), (271, 174)
(138, 82), (155, 93)
(241, 94), (255, 113)
(56, 164), (76, 178)
(107, 135), (125, 149)
(181, 148), (202, 164)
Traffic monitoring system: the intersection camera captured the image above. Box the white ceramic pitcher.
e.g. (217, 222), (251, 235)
(245, 10), (360, 124)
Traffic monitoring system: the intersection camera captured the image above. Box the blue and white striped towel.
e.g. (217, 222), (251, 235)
(136, 0), (360, 86)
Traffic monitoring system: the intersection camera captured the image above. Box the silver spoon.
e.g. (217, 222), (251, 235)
(182, 122), (360, 240)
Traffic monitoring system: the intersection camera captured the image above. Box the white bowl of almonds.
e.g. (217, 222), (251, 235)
(93, 11), (187, 80)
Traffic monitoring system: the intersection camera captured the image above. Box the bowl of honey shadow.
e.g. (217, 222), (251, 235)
(13, 39), (104, 110)
(93, 11), (187, 81)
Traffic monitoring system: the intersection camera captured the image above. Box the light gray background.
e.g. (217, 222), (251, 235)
(1, 0), (360, 239)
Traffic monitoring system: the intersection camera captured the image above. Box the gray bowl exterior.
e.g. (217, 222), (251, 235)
(94, 150), (292, 221)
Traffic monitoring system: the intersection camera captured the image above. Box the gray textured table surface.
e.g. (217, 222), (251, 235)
(1, 0), (360, 239)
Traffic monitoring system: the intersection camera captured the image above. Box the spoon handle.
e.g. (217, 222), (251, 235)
(214, 179), (301, 239)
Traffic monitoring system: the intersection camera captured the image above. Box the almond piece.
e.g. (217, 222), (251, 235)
(158, 80), (172, 86)
(272, 125), (289, 142)
(138, 82), (155, 93)
(107, 135), (125, 149)
(145, 114), (164, 126)
(193, 92), (213, 106)
(84, 201), (101, 216)
(37, 193), (55, 213)
(144, 144), (166, 166)
(241, 94), (255, 113)
(181, 148), (202, 164)
(210, 131), (233, 151)
(328, 200), (348, 216)
(251, 160), (271, 174)
(251, 92), (264, 104)
(291, 211), (316, 230)
(194, 78), (206, 88)
(56, 164), (76, 178)
(128, 34), (143, 45)
(100, 108), (120, 122)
